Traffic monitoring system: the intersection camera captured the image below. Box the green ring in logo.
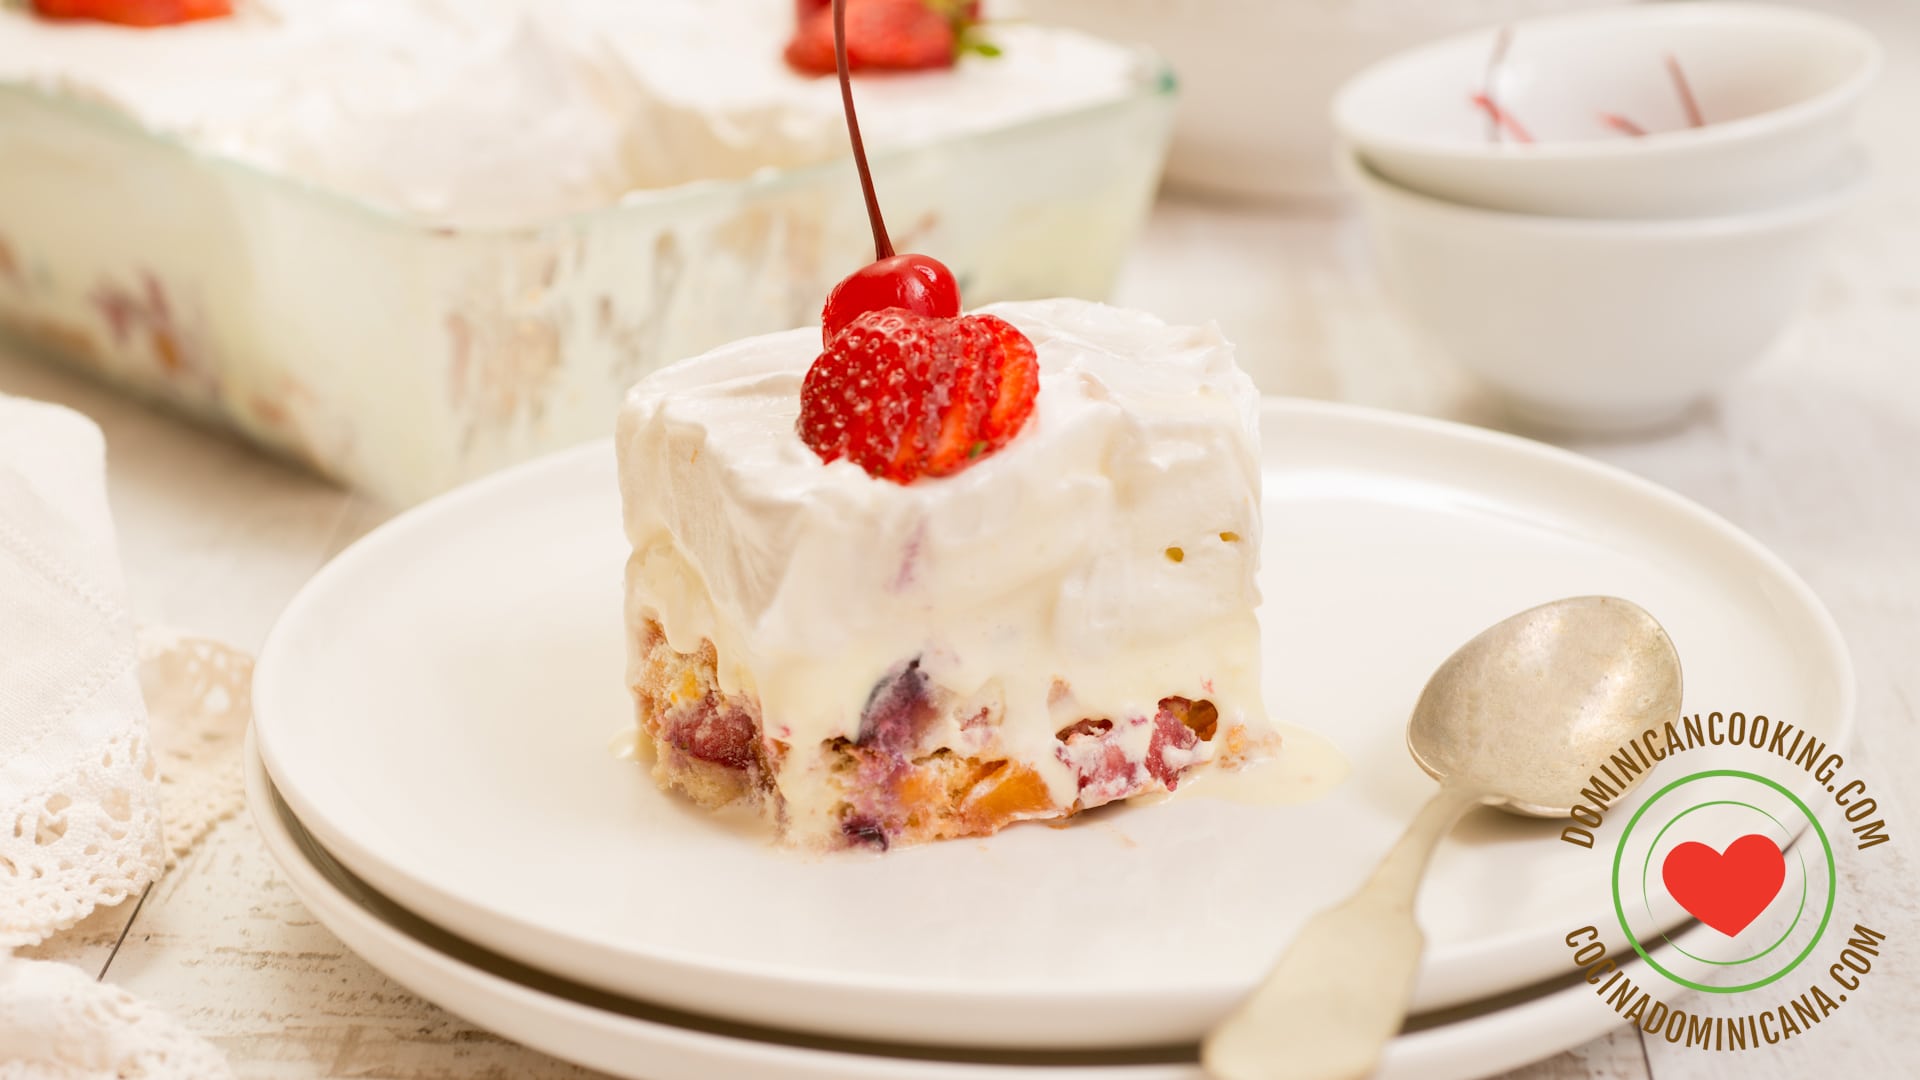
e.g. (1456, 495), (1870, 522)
(1640, 799), (1807, 966)
(1610, 769), (1836, 994)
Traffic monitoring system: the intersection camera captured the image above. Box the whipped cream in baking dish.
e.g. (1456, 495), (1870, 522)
(0, 0), (1140, 226)
(617, 298), (1270, 839)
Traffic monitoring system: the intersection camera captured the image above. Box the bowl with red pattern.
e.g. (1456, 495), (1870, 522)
(1334, 2), (1879, 218)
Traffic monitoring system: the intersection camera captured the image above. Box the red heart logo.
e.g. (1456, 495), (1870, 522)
(1661, 834), (1785, 937)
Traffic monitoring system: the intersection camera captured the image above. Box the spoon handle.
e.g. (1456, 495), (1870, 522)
(1201, 783), (1487, 1080)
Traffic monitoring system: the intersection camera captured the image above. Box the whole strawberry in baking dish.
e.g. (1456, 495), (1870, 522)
(31, 0), (232, 26)
(785, 0), (985, 76)
(794, 0), (1039, 485)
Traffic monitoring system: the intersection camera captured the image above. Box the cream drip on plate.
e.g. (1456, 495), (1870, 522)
(0, 0), (1140, 226)
(616, 298), (1271, 839)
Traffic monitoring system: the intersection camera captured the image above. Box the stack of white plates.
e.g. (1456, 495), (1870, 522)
(250, 399), (1852, 1079)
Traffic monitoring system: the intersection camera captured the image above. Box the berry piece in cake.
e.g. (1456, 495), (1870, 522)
(1144, 697), (1214, 787)
(857, 658), (936, 755)
(797, 308), (1037, 483)
(664, 698), (761, 772)
(841, 814), (893, 850)
(31, 0), (231, 25)
(1055, 698), (1219, 808)
(785, 0), (971, 76)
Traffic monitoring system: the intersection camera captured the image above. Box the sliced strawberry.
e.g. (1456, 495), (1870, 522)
(31, 0), (232, 26)
(917, 313), (1037, 473)
(922, 319), (984, 474)
(794, 340), (852, 461)
(973, 313), (1038, 447)
(797, 308), (1039, 484)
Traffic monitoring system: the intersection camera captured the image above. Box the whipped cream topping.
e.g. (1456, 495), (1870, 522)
(0, 0), (1140, 226)
(617, 298), (1269, 839)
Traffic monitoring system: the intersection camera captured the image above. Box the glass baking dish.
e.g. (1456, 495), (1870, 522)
(0, 57), (1173, 505)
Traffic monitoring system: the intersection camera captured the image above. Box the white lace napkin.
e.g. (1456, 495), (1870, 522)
(0, 395), (233, 1078)
(0, 397), (160, 944)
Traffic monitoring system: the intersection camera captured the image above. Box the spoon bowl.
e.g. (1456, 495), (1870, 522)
(1408, 595), (1684, 817)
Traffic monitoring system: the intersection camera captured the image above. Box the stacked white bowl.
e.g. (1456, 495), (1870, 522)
(1334, 2), (1879, 434)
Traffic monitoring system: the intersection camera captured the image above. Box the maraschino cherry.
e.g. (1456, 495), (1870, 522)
(816, 0), (963, 342)
(796, 0), (1039, 485)
(822, 252), (960, 343)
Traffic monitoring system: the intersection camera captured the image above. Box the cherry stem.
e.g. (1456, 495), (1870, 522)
(1666, 54), (1704, 128)
(835, 0), (894, 260)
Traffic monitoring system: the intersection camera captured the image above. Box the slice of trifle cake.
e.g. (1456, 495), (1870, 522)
(614, 0), (1275, 850)
(619, 296), (1272, 850)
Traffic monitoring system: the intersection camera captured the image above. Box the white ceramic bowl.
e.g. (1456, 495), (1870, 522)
(1346, 147), (1867, 434)
(1334, 2), (1879, 218)
(1019, 0), (1631, 203)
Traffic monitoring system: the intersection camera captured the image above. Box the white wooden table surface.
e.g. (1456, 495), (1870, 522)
(8, 1), (1919, 1075)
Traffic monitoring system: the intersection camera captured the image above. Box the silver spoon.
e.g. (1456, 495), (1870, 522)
(1202, 596), (1683, 1080)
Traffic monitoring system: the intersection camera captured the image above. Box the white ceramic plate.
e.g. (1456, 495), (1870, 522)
(252, 399), (1852, 1049)
(249, 734), (1703, 1080)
